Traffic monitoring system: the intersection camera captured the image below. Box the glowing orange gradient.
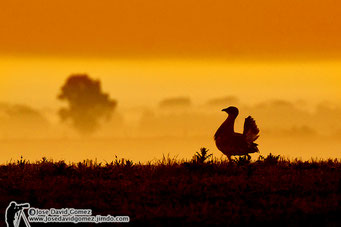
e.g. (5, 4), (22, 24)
(0, 0), (340, 57)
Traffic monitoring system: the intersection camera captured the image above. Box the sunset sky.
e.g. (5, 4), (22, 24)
(0, 1), (341, 162)
(0, 0), (341, 107)
(0, 0), (341, 58)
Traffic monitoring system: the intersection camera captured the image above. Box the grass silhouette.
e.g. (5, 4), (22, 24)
(0, 152), (340, 226)
(193, 147), (213, 164)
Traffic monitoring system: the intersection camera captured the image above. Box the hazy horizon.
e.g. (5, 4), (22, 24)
(1, 90), (340, 163)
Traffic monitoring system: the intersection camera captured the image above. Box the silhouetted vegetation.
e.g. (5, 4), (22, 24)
(58, 74), (117, 135)
(258, 153), (281, 165)
(193, 147), (213, 164)
(233, 155), (251, 166)
(1, 154), (340, 226)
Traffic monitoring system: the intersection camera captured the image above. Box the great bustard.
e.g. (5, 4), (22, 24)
(214, 106), (260, 161)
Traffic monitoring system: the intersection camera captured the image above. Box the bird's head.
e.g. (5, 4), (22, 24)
(222, 106), (239, 117)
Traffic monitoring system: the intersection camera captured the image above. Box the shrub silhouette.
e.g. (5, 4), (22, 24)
(264, 153), (281, 165)
(106, 155), (134, 168)
(233, 155), (251, 166)
(17, 155), (29, 168)
(58, 74), (117, 135)
(193, 147), (213, 164)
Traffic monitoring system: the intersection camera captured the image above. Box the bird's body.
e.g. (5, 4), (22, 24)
(215, 106), (259, 161)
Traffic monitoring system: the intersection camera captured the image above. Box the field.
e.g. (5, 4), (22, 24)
(1, 153), (340, 226)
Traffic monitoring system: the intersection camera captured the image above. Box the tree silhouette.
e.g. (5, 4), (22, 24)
(58, 74), (117, 135)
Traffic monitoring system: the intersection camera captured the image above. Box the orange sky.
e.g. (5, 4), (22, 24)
(0, 0), (341, 58)
(0, 1), (340, 107)
(0, 57), (340, 108)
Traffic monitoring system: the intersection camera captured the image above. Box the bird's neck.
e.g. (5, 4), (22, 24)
(223, 115), (236, 133)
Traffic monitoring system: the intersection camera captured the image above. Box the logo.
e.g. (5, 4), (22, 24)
(5, 201), (31, 227)
(4, 201), (130, 225)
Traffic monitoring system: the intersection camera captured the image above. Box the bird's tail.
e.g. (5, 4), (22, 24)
(243, 116), (260, 143)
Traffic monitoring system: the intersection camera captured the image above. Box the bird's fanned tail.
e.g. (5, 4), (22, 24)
(243, 116), (260, 143)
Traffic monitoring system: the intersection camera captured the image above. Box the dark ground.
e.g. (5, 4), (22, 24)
(0, 155), (340, 226)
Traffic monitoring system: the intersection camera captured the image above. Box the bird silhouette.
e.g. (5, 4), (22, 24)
(214, 106), (260, 161)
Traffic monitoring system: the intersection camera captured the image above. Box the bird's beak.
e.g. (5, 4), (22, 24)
(221, 108), (227, 112)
